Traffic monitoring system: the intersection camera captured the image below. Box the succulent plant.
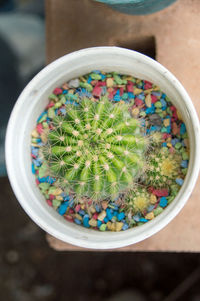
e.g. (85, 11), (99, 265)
(125, 186), (151, 214)
(146, 148), (182, 187)
(43, 96), (149, 201)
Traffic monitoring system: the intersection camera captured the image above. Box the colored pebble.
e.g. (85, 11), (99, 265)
(32, 70), (189, 232)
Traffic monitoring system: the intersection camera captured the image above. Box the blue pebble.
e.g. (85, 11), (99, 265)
(137, 93), (145, 100)
(114, 90), (121, 102)
(62, 90), (68, 94)
(95, 205), (101, 212)
(117, 212), (125, 221)
(32, 163), (36, 174)
(159, 197), (168, 208)
(101, 74), (106, 80)
(97, 220), (102, 227)
(46, 176), (56, 184)
(122, 223), (129, 231)
(147, 205), (155, 212)
(181, 160), (188, 168)
(87, 76), (92, 84)
(106, 208), (113, 221)
(180, 123), (186, 135)
(139, 218), (148, 223)
(79, 209), (86, 216)
(162, 93), (166, 99)
(60, 108), (66, 115)
(162, 142), (167, 147)
(31, 147), (39, 156)
(146, 104), (155, 114)
(128, 92), (135, 99)
(58, 201), (69, 215)
(166, 126), (171, 133)
(68, 199), (74, 207)
(176, 178), (184, 186)
(171, 138), (180, 146)
(133, 214), (140, 222)
(152, 91), (161, 97)
(38, 177), (47, 183)
(160, 98), (167, 107)
(64, 195), (71, 201)
(74, 218), (82, 225)
(104, 217), (109, 223)
(113, 210), (118, 217)
(83, 215), (90, 228)
(33, 159), (42, 167)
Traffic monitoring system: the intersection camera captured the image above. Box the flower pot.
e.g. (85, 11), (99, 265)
(5, 47), (200, 249)
(94, 0), (178, 15)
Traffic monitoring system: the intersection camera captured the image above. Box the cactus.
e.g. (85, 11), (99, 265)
(146, 147), (182, 187)
(43, 96), (149, 201)
(125, 186), (151, 214)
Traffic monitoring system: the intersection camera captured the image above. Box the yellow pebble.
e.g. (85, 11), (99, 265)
(107, 222), (112, 230)
(150, 194), (157, 204)
(132, 107), (139, 117)
(144, 89), (153, 94)
(52, 188), (63, 196)
(177, 110), (182, 120)
(145, 94), (152, 108)
(133, 88), (143, 95)
(145, 212), (155, 220)
(79, 76), (86, 82)
(110, 222), (116, 231)
(80, 204), (85, 210)
(41, 133), (48, 144)
(68, 89), (74, 94)
(98, 210), (107, 221)
(89, 219), (97, 227)
(115, 222), (124, 232)
(106, 78), (114, 87)
(56, 196), (63, 201)
(101, 201), (108, 210)
(167, 143), (172, 148)
(163, 119), (170, 127)
(31, 143), (41, 147)
(89, 206), (96, 214)
(75, 213), (82, 221)
(31, 129), (39, 138)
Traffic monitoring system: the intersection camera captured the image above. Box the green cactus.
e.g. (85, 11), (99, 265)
(125, 186), (151, 214)
(43, 96), (149, 201)
(146, 147), (182, 187)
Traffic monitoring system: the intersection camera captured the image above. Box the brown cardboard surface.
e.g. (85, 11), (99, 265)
(46, 0), (200, 251)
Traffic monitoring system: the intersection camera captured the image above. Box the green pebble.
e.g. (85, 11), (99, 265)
(175, 142), (182, 150)
(111, 216), (118, 222)
(90, 73), (102, 80)
(38, 183), (50, 192)
(167, 196), (175, 204)
(182, 168), (188, 175)
(48, 186), (57, 194)
(48, 108), (55, 119)
(99, 224), (107, 231)
(54, 102), (62, 108)
(38, 113), (47, 123)
(182, 132), (188, 139)
(166, 107), (172, 115)
(114, 74), (123, 85)
(52, 199), (61, 208)
(79, 82), (93, 92)
(122, 79), (127, 84)
(59, 95), (66, 104)
(122, 93), (128, 100)
(139, 111), (146, 117)
(49, 94), (58, 101)
(66, 93), (78, 101)
(155, 101), (162, 108)
(38, 162), (48, 178)
(137, 222), (144, 226)
(42, 122), (48, 129)
(165, 96), (171, 102)
(182, 152), (189, 160)
(153, 207), (164, 216)
(161, 127), (168, 133)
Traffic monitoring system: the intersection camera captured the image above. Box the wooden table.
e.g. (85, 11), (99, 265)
(46, 0), (200, 251)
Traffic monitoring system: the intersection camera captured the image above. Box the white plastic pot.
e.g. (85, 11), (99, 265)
(6, 47), (200, 249)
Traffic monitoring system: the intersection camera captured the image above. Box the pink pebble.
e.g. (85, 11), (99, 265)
(31, 154), (37, 159)
(96, 81), (106, 87)
(153, 189), (169, 197)
(36, 123), (43, 134)
(49, 194), (55, 201)
(64, 215), (74, 222)
(135, 98), (143, 106)
(46, 101), (55, 109)
(108, 91), (115, 99)
(151, 95), (158, 103)
(162, 133), (171, 139)
(144, 82), (152, 89)
(169, 147), (175, 154)
(92, 86), (102, 97)
(120, 87), (124, 96)
(148, 186), (154, 193)
(93, 213), (98, 220)
(69, 208), (74, 214)
(35, 179), (40, 185)
(127, 85), (133, 92)
(172, 122), (179, 135)
(88, 200), (92, 206)
(75, 204), (81, 212)
(46, 199), (52, 207)
(53, 87), (62, 95)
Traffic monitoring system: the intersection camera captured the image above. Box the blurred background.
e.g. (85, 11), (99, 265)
(1, 1), (200, 300)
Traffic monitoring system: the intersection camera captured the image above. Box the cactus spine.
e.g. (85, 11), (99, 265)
(43, 97), (148, 201)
